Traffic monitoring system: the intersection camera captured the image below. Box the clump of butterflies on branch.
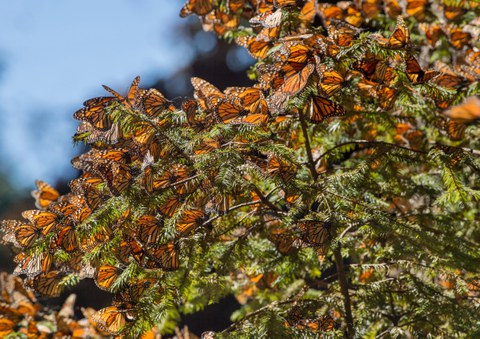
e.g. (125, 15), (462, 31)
(0, 0), (479, 336)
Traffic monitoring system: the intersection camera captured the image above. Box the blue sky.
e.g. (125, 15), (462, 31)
(0, 1), (194, 188)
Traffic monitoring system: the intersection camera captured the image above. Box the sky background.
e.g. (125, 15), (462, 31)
(0, 1), (196, 189)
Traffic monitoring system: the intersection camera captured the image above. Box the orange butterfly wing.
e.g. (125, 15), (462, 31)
(147, 243), (179, 271)
(176, 209), (205, 237)
(95, 265), (121, 291)
(387, 17), (410, 49)
(32, 180), (60, 210)
(280, 63), (315, 95)
(308, 95), (345, 123)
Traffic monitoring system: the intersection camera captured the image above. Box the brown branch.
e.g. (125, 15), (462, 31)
(333, 245), (354, 338)
(251, 186), (283, 212)
(201, 200), (262, 227)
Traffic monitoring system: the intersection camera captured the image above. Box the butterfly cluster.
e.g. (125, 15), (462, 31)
(1, 72), (336, 335)
(0, 271), (190, 337)
(0, 0), (479, 336)
(0, 272), (97, 337)
(183, 0), (480, 143)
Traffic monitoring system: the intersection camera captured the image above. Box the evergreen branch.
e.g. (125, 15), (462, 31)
(314, 140), (427, 165)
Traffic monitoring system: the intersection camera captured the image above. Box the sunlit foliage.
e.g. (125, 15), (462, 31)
(1, 0), (480, 337)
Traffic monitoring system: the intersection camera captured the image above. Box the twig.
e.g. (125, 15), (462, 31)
(201, 200), (262, 227)
(314, 140), (427, 165)
(251, 186), (282, 212)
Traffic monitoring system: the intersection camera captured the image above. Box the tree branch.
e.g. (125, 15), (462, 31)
(314, 140), (427, 165)
(333, 245), (354, 338)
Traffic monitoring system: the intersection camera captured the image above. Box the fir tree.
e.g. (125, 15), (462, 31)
(1, 0), (480, 337)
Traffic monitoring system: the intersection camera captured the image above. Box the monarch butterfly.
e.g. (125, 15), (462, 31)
(69, 177), (106, 210)
(318, 66), (349, 97)
(176, 209), (205, 237)
(250, 9), (282, 28)
(182, 99), (204, 130)
(28, 271), (65, 297)
(191, 77), (224, 113)
(21, 210), (57, 235)
(372, 59), (397, 84)
(443, 3), (465, 21)
(201, 9), (240, 36)
(73, 96), (115, 131)
(257, 63), (286, 91)
(154, 164), (189, 192)
(194, 137), (222, 155)
(267, 155), (298, 182)
(406, 0), (428, 20)
(136, 215), (163, 245)
(386, 16), (410, 49)
(216, 99), (267, 125)
(277, 42), (313, 71)
(102, 76), (141, 110)
(445, 96), (480, 140)
(132, 121), (169, 160)
(146, 242), (179, 271)
(119, 278), (158, 303)
(307, 95), (345, 123)
(46, 200), (75, 220)
(91, 304), (135, 335)
(71, 149), (128, 172)
(63, 252), (95, 279)
(432, 62), (469, 89)
(236, 35), (273, 59)
(299, 0), (317, 24)
(224, 87), (268, 115)
(328, 20), (362, 47)
(115, 237), (146, 265)
(353, 53), (380, 79)
(297, 220), (330, 248)
(95, 265), (121, 291)
(0, 318), (15, 337)
(268, 227), (299, 254)
(444, 96), (480, 121)
(447, 26), (471, 50)
(31, 180), (60, 210)
(405, 55), (439, 84)
(280, 63), (315, 95)
(465, 49), (480, 68)
(418, 23), (443, 47)
(139, 88), (174, 118)
(107, 162), (132, 196)
(54, 224), (78, 252)
(296, 315), (336, 332)
(159, 194), (187, 217)
(67, 201), (91, 225)
(319, 3), (363, 27)
(13, 252), (53, 277)
(384, 0), (402, 18)
(360, 0), (382, 19)
(435, 144), (464, 167)
(445, 120), (467, 141)
(204, 193), (232, 214)
(377, 86), (397, 109)
(180, 0), (218, 17)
